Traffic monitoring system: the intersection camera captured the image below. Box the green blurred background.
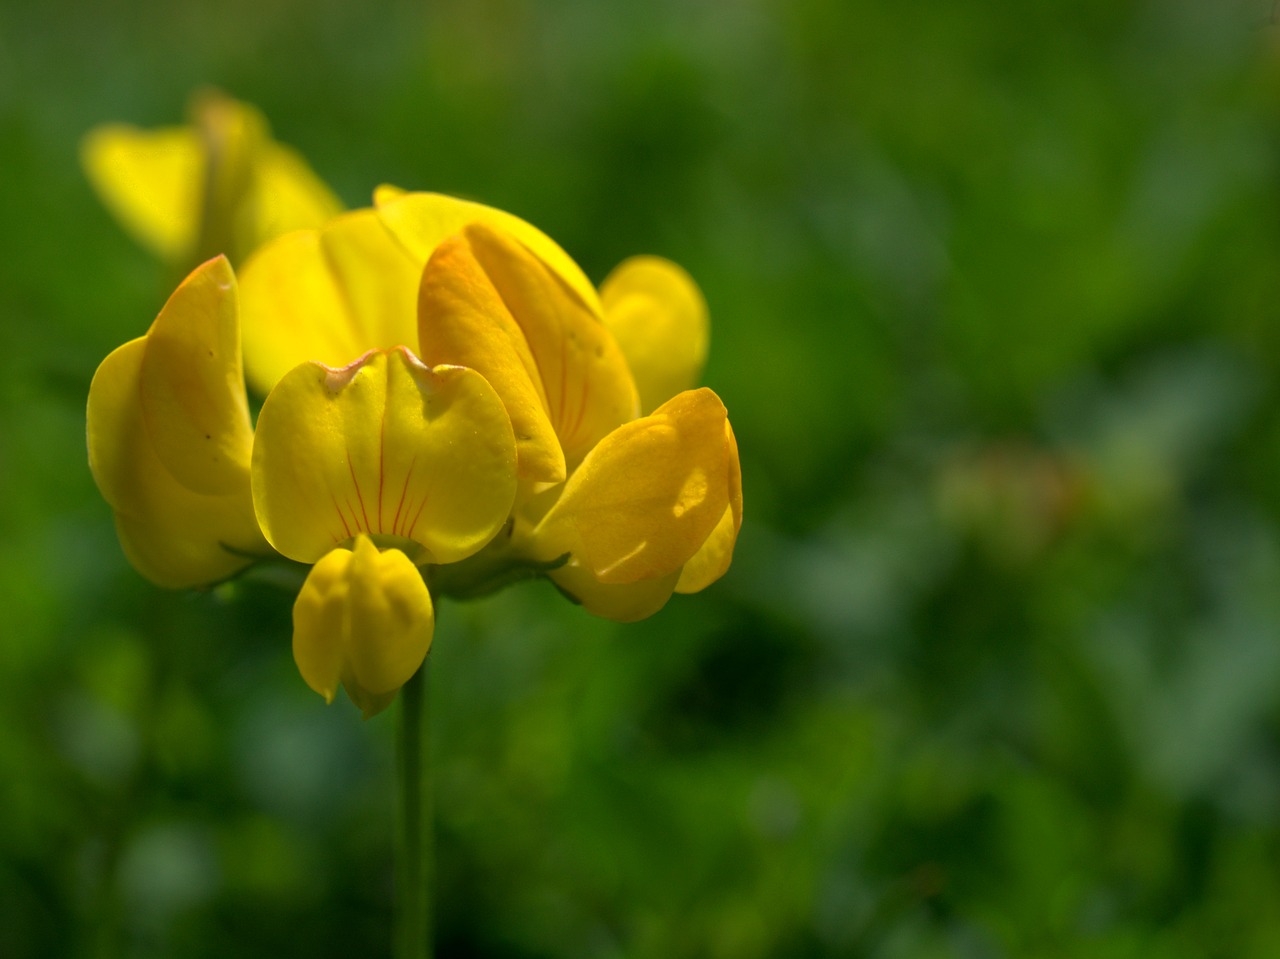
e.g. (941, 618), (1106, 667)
(5, 0), (1280, 956)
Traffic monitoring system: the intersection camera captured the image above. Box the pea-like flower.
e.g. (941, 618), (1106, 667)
(87, 256), (267, 587)
(237, 189), (742, 623)
(87, 250), (518, 716)
(82, 89), (341, 267)
(87, 188), (740, 715)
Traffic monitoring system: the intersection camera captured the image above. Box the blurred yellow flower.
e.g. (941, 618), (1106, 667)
(82, 89), (341, 267)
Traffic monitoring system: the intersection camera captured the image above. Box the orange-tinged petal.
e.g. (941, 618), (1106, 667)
(238, 209), (420, 394)
(533, 388), (729, 585)
(417, 235), (565, 483)
(138, 255), (253, 496)
(81, 123), (202, 262)
(600, 256), (709, 415)
(375, 188), (602, 314)
(675, 419), (742, 593)
(87, 339), (266, 588)
(548, 558), (680, 623)
(251, 348), (517, 565)
(293, 536), (434, 718)
(465, 224), (638, 470)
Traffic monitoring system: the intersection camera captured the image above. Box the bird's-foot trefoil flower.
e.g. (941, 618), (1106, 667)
(234, 189), (743, 625)
(252, 345), (517, 715)
(291, 535), (434, 720)
(88, 182), (740, 713)
(392, 211), (742, 621)
(86, 255), (268, 587)
(82, 89), (342, 269)
(84, 99), (742, 959)
(87, 251), (518, 715)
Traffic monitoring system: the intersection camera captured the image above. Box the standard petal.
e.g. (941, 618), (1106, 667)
(81, 123), (202, 262)
(464, 225), (638, 470)
(375, 188), (602, 314)
(600, 256), (709, 415)
(533, 388), (729, 585)
(675, 419), (742, 593)
(138, 256), (253, 495)
(238, 208), (421, 394)
(87, 339), (267, 588)
(293, 536), (434, 718)
(252, 347), (517, 565)
(548, 558), (680, 623)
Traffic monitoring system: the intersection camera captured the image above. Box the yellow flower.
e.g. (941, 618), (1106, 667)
(235, 189), (742, 624)
(86, 255), (268, 588)
(87, 182), (739, 714)
(391, 200), (742, 622)
(250, 342), (517, 716)
(81, 89), (341, 267)
(291, 534), (436, 719)
(87, 251), (518, 715)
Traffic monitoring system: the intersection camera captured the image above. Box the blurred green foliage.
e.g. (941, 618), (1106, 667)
(5, 0), (1280, 956)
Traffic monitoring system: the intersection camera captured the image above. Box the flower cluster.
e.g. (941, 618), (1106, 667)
(86, 96), (741, 717)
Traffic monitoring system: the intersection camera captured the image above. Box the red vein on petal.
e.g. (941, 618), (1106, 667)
(393, 456), (417, 536)
(406, 490), (430, 542)
(348, 458), (371, 532)
(330, 491), (353, 540)
(377, 400), (388, 533)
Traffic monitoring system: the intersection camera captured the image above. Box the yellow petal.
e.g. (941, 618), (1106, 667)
(375, 188), (602, 314)
(675, 419), (742, 593)
(533, 388), (729, 585)
(249, 141), (344, 244)
(138, 256), (253, 495)
(600, 256), (709, 415)
(251, 347), (517, 565)
(187, 90), (265, 264)
(464, 224), (638, 470)
(238, 209), (420, 394)
(417, 234), (565, 483)
(548, 558), (680, 623)
(81, 123), (202, 262)
(87, 339), (267, 588)
(293, 536), (434, 718)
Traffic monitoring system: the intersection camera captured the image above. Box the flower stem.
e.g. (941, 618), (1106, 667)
(395, 656), (432, 958)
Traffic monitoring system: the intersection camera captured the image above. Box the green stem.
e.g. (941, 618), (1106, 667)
(395, 657), (433, 958)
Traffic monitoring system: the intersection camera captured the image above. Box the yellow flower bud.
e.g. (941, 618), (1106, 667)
(293, 535), (434, 718)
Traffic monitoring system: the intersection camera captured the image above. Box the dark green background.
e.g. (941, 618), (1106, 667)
(5, 0), (1280, 955)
